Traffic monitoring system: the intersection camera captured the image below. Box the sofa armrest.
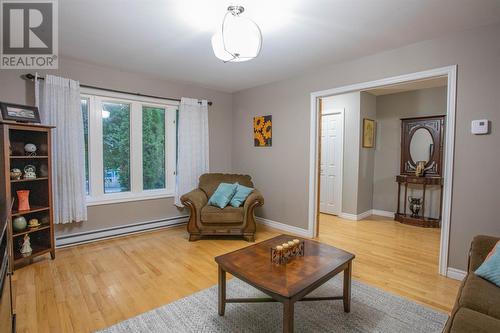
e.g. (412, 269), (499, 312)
(446, 307), (500, 333)
(244, 189), (264, 210)
(181, 189), (208, 210)
(469, 235), (500, 272)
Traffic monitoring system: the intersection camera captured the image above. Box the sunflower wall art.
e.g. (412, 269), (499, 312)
(254, 115), (272, 147)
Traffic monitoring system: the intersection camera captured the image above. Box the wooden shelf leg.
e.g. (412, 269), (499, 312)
(396, 183), (401, 215)
(422, 184), (426, 220)
(403, 183), (408, 215)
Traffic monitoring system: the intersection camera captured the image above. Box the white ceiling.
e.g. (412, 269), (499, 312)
(365, 77), (448, 96)
(60, 0), (500, 93)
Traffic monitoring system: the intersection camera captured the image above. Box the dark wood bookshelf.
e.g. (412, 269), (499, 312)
(14, 244), (51, 262)
(11, 206), (50, 217)
(0, 122), (55, 269)
(10, 177), (49, 183)
(12, 224), (51, 237)
(10, 156), (48, 159)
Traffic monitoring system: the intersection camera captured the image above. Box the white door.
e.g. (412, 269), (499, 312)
(320, 112), (343, 215)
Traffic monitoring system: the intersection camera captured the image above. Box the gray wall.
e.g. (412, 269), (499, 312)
(373, 87), (447, 217)
(0, 57), (234, 236)
(322, 92), (360, 215)
(358, 92), (376, 214)
(232, 23), (500, 271)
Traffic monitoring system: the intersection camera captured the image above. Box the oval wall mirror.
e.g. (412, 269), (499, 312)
(410, 128), (433, 163)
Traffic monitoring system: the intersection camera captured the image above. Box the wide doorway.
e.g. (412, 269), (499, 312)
(310, 66), (457, 277)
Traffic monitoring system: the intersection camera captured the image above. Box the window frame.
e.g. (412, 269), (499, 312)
(81, 87), (178, 206)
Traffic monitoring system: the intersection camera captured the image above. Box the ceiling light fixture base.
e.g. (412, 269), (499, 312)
(227, 5), (244, 16)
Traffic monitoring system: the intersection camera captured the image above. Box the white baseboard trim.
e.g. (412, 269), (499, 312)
(446, 267), (467, 281)
(338, 209), (395, 221)
(357, 210), (373, 220)
(371, 209), (395, 218)
(55, 215), (188, 248)
(256, 217), (312, 237)
(338, 210), (372, 221)
(338, 212), (358, 220)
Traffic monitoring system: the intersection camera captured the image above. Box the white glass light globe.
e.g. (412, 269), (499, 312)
(211, 11), (262, 62)
(211, 33), (234, 62)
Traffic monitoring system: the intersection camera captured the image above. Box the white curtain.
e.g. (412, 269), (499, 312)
(174, 98), (209, 207)
(35, 75), (87, 224)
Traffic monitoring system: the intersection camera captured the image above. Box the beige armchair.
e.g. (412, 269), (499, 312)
(180, 173), (264, 242)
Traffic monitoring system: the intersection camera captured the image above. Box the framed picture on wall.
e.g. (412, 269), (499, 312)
(0, 102), (41, 123)
(254, 115), (272, 147)
(362, 118), (376, 148)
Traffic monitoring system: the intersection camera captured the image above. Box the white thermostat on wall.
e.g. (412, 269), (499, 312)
(471, 119), (489, 135)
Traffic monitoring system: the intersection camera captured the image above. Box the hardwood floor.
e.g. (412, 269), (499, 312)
(318, 214), (461, 312)
(12, 215), (460, 333)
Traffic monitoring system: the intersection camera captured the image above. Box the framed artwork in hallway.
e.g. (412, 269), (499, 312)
(362, 118), (376, 148)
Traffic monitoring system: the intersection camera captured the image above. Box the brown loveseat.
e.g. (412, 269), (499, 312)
(180, 173), (264, 242)
(443, 235), (500, 333)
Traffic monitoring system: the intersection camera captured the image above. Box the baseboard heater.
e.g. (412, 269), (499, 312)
(55, 215), (189, 248)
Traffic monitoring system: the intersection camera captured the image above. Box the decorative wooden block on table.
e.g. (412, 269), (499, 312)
(270, 239), (305, 264)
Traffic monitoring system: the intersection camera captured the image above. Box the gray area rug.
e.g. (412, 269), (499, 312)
(97, 275), (448, 332)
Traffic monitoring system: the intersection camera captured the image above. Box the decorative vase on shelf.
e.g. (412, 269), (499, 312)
(17, 190), (30, 211)
(12, 216), (27, 231)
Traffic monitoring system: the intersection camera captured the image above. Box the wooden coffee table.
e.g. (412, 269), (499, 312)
(215, 235), (355, 333)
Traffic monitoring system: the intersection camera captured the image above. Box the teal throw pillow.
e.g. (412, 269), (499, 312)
(475, 241), (500, 287)
(230, 183), (254, 207)
(208, 183), (238, 209)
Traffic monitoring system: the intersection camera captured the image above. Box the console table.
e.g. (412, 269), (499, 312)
(396, 115), (445, 228)
(395, 175), (443, 228)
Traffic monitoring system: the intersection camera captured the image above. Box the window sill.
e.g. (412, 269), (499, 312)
(86, 191), (174, 206)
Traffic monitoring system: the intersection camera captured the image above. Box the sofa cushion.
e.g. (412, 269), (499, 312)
(485, 241), (500, 260)
(201, 205), (244, 224)
(469, 235), (500, 272)
(208, 183), (238, 209)
(199, 173), (254, 198)
(459, 273), (500, 320)
(449, 308), (500, 333)
(475, 241), (500, 287)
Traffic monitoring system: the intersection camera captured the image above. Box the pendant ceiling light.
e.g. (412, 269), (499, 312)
(211, 6), (262, 63)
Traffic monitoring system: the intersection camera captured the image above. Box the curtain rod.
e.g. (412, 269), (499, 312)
(22, 74), (213, 106)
